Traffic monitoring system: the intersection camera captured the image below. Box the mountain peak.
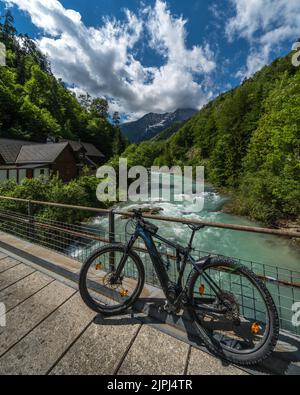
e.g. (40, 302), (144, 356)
(121, 108), (197, 143)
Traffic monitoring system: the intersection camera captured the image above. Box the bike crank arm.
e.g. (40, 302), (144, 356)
(192, 303), (228, 315)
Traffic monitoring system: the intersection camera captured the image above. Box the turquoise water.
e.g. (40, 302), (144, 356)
(69, 173), (299, 273)
(95, 186), (300, 274)
(74, 179), (300, 334)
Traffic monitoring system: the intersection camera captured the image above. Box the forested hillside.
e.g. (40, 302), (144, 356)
(115, 53), (300, 225)
(0, 12), (126, 159)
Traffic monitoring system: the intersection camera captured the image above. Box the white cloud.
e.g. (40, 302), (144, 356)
(227, 0), (300, 78)
(5, 0), (216, 119)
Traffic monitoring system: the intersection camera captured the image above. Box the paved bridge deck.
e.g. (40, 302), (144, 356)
(0, 231), (300, 375)
(0, 247), (249, 375)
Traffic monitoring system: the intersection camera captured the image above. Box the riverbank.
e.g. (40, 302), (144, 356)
(218, 186), (300, 234)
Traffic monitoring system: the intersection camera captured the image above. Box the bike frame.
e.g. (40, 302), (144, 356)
(115, 221), (224, 307)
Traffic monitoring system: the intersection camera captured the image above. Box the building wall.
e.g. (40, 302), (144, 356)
(0, 169), (7, 182)
(33, 168), (50, 179)
(8, 169), (17, 181)
(51, 146), (78, 182)
(0, 167), (51, 184)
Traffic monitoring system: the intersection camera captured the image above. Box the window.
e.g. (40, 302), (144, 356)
(33, 168), (49, 179)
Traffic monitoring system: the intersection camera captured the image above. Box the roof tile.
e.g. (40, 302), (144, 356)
(16, 142), (70, 164)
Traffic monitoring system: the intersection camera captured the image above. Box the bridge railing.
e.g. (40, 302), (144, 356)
(0, 195), (299, 336)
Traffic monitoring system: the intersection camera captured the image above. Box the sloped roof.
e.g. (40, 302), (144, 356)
(0, 139), (39, 164)
(82, 142), (105, 158)
(59, 139), (85, 152)
(0, 144), (23, 163)
(59, 139), (105, 158)
(16, 142), (70, 164)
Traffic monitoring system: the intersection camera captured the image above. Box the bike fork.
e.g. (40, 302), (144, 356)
(113, 235), (138, 278)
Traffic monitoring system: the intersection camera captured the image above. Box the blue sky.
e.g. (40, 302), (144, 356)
(0, 0), (298, 119)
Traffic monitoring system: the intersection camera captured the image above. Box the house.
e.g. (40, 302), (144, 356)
(59, 139), (105, 168)
(0, 139), (78, 183)
(0, 138), (105, 183)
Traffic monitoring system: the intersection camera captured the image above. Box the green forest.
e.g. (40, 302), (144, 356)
(114, 52), (300, 226)
(1, 11), (299, 227)
(0, 11), (126, 159)
(0, 11), (127, 221)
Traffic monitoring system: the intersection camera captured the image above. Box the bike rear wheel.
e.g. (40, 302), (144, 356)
(187, 257), (279, 365)
(79, 244), (145, 316)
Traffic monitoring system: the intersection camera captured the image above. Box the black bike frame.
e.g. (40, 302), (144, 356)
(115, 221), (219, 303)
(111, 219), (231, 314)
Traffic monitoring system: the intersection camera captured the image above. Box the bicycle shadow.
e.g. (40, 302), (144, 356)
(93, 297), (300, 375)
(93, 297), (166, 326)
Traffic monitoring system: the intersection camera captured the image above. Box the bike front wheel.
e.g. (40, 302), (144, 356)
(79, 244), (145, 316)
(187, 257), (279, 366)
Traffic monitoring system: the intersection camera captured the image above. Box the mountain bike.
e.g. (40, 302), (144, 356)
(79, 209), (279, 365)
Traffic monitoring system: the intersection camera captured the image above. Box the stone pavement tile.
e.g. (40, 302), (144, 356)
(0, 257), (20, 273)
(51, 315), (142, 375)
(0, 281), (74, 356)
(0, 271), (53, 312)
(0, 293), (95, 375)
(187, 347), (248, 375)
(0, 252), (7, 260)
(0, 264), (34, 291)
(118, 325), (189, 375)
(0, 232), (81, 274)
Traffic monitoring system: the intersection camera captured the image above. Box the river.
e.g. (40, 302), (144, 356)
(67, 178), (300, 334)
(89, 181), (300, 274)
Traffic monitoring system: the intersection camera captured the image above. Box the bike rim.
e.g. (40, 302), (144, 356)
(84, 249), (141, 309)
(191, 264), (271, 355)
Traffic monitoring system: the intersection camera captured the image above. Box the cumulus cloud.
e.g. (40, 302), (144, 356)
(5, 0), (216, 118)
(226, 0), (300, 78)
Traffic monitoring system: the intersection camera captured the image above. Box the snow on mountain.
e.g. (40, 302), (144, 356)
(120, 109), (197, 143)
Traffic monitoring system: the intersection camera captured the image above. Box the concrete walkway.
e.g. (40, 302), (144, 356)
(0, 249), (247, 376)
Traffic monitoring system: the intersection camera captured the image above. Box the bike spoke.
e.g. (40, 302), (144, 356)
(85, 249), (141, 309)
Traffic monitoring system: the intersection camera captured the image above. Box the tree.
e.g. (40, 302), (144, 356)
(78, 93), (92, 111)
(90, 98), (109, 118)
(0, 10), (16, 42)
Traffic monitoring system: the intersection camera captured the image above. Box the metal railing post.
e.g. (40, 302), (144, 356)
(109, 210), (115, 271)
(27, 200), (35, 240)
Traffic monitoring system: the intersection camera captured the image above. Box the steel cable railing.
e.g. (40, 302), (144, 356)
(0, 196), (299, 335)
